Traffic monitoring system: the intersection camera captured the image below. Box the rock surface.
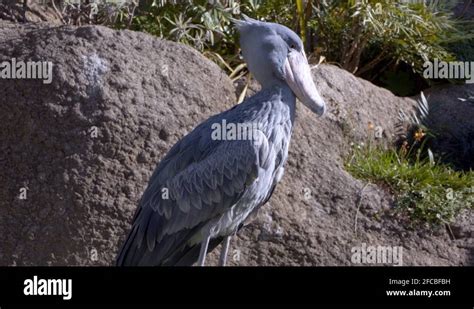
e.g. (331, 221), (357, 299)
(0, 21), (235, 265)
(0, 21), (472, 266)
(423, 84), (474, 170)
(215, 66), (474, 266)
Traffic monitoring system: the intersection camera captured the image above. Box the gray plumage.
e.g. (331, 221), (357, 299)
(116, 16), (326, 266)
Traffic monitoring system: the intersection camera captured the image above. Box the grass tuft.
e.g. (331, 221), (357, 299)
(345, 145), (473, 225)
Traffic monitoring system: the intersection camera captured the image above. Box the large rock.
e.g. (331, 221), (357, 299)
(423, 84), (474, 170)
(0, 21), (235, 265)
(213, 65), (473, 266)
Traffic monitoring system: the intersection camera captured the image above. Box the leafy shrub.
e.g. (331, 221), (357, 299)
(42, 1), (474, 90)
(50, 0), (137, 26)
(118, 0), (241, 70)
(119, 1), (473, 83)
(312, 0), (472, 78)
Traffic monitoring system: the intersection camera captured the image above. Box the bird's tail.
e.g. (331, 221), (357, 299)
(161, 236), (224, 266)
(116, 225), (223, 266)
(115, 207), (224, 266)
(115, 221), (195, 266)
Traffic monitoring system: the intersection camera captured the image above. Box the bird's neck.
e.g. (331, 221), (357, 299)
(260, 82), (296, 125)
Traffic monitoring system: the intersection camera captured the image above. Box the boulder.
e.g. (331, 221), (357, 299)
(423, 84), (474, 170)
(0, 21), (235, 265)
(213, 65), (473, 266)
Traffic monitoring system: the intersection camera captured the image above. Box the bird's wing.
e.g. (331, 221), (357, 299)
(117, 117), (267, 265)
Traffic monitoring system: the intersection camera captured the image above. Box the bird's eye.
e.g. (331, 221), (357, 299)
(290, 44), (296, 49)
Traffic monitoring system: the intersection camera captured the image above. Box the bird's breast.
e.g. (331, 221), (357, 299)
(213, 118), (293, 237)
(202, 96), (295, 238)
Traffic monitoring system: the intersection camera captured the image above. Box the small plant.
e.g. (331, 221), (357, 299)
(347, 91), (474, 226)
(396, 92), (434, 161)
(345, 144), (473, 226)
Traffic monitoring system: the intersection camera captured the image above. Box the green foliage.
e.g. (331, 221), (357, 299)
(116, 0), (240, 70)
(242, 0), (295, 25)
(113, 0), (297, 71)
(53, 0), (136, 25)
(51, 0), (474, 84)
(109, 1), (474, 86)
(446, 16), (474, 63)
(347, 92), (474, 226)
(312, 0), (472, 78)
(345, 144), (473, 226)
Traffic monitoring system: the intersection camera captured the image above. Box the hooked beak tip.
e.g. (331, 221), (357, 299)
(307, 99), (326, 117)
(318, 102), (327, 117)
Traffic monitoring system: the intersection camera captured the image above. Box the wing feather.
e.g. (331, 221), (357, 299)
(116, 117), (263, 265)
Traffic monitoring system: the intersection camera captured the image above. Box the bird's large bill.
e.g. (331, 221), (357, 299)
(282, 50), (326, 116)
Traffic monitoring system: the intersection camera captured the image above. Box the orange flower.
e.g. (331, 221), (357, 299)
(414, 128), (426, 142)
(368, 121), (375, 130)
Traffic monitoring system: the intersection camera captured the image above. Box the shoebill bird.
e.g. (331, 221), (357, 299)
(116, 16), (326, 266)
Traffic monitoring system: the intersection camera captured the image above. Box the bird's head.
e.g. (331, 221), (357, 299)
(234, 16), (326, 117)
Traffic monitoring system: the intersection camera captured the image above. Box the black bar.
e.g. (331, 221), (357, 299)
(0, 267), (472, 307)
